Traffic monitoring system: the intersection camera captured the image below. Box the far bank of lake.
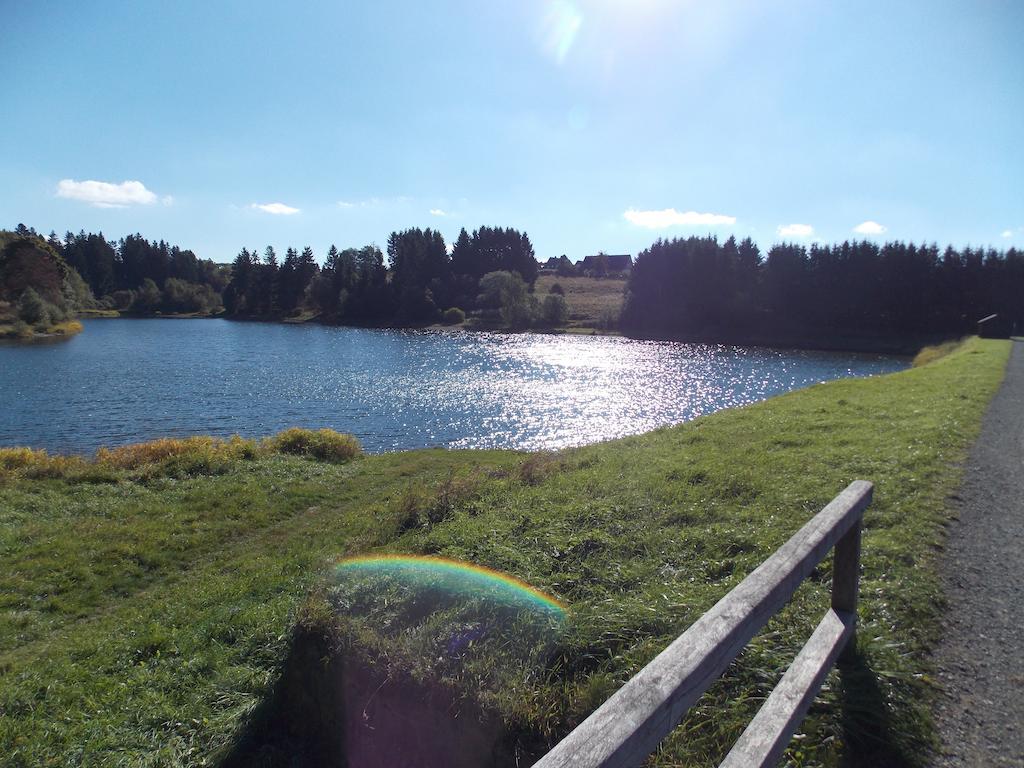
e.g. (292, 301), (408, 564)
(0, 319), (907, 455)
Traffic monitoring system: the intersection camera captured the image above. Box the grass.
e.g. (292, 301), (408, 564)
(0, 319), (83, 341)
(911, 337), (968, 367)
(534, 274), (625, 332)
(0, 339), (1011, 767)
(265, 427), (362, 463)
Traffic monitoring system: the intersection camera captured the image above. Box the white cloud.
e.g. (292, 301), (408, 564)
(777, 223), (814, 238)
(853, 220), (887, 235)
(623, 207), (736, 229)
(56, 178), (159, 208)
(429, 208), (447, 217)
(1002, 229), (1014, 238)
(251, 202), (300, 215)
(336, 197), (389, 208)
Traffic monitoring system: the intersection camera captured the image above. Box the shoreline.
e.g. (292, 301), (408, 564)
(74, 311), (938, 356)
(0, 319), (83, 343)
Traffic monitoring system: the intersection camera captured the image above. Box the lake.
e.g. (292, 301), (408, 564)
(0, 319), (907, 455)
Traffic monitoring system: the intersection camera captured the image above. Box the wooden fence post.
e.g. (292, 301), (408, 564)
(831, 518), (863, 661)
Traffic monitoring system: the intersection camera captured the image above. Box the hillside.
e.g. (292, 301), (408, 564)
(534, 273), (625, 332)
(0, 339), (1010, 767)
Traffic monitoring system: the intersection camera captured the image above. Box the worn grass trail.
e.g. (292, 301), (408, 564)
(0, 338), (1011, 767)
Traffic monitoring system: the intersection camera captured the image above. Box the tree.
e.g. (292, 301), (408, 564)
(450, 226), (538, 284)
(450, 228), (473, 276)
(223, 248), (256, 314)
(279, 247), (299, 312)
(388, 228), (448, 321)
(539, 293), (569, 326)
(478, 270), (536, 329)
(135, 278), (162, 311)
(388, 228), (449, 290)
(259, 246), (279, 314)
(18, 287), (48, 325)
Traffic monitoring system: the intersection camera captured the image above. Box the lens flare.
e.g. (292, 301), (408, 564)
(540, 0), (583, 64)
(335, 554), (566, 616)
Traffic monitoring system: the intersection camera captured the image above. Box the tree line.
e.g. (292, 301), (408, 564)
(224, 225), (560, 328)
(621, 235), (1024, 342)
(14, 219), (1022, 343)
(10, 224), (228, 315)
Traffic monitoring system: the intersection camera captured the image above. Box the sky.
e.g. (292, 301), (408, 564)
(2, 0), (1022, 263)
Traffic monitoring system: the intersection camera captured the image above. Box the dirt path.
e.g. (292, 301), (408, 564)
(933, 340), (1024, 767)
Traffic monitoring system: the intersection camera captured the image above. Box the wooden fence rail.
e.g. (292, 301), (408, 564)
(533, 480), (873, 768)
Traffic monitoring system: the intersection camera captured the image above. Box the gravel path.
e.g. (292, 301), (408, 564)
(933, 340), (1024, 767)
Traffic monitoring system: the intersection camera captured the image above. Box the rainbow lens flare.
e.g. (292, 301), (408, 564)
(335, 555), (566, 617)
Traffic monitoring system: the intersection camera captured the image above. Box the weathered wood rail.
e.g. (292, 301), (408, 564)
(534, 480), (873, 768)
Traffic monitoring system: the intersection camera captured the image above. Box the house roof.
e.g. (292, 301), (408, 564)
(580, 254), (633, 270)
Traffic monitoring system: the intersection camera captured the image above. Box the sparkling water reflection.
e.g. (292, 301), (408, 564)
(0, 319), (907, 455)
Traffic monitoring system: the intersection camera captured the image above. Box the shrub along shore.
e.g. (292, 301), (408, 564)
(0, 338), (1010, 767)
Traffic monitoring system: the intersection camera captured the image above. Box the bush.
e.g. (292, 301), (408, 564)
(550, 283), (565, 296)
(478, 271), (538, 330)
(0, 447), (48, 471)
(161, 278), (224, 314)
(96, 435), (258, 475)
(539, 294), (569, 327)
(64, 269), (95, 310)
(48, 320), (83, 336)
(0, 447), (100, 482)
(596, 307), (620, 331)
(912, 338), (967, 367)
(477, 271), (519, 310)
(502, 296), (537, 330)
(108, 290), (137, 311)
(10, 320), (33, 339)
(133, 278), (162, 312)
(267, 428), (362, 463)
(442, 307), (466, 325)
(18, 287), (49, 325)
(516, 453), (565, 485)
(395, 470), (483, 531)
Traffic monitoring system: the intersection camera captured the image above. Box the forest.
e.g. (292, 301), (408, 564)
(621, 235), (1023, 344)
(223, 225), (560, 329)
(7, 223), (228, 316)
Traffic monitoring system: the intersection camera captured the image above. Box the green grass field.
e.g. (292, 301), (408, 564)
(0, 338), (1010, 767)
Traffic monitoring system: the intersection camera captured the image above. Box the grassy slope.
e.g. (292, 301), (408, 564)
(0, 339), (1010, 767)
(535, 274), (625, 331)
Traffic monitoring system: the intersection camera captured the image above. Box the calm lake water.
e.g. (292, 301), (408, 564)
(0, 319), (907, 455)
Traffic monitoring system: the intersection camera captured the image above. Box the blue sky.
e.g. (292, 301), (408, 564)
(2, 0), (1022, 263)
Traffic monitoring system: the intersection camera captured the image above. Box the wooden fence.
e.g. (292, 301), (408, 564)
(533, 480), (873, 768)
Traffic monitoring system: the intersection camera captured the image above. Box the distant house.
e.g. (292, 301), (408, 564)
(541, 256), (562, 271)
(580, 254), (632, 276)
